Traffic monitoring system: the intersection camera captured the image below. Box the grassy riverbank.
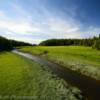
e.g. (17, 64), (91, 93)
(0, 52), (83, 100)
(20, 46), (100, 80)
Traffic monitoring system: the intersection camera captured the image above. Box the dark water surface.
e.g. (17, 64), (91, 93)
(12, 50), (100, 100)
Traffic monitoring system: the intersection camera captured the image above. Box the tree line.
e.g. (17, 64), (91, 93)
(1, 35), (100, 51)
(39, 35), (100, 50)
(0, 36), (32, 51)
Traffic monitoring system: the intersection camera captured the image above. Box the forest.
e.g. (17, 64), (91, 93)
(0, 36), (32, 51)
(0, 34), (100, 51)
(40, 35), (100, 50)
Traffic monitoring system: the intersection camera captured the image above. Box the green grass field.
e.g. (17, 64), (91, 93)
(20, 46), (100, 80)
(0, 52), (83, 100)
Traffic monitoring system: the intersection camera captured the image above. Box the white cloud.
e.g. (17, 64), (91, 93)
(0, 2), (42, 35)
(7, 36), (43, 44)
(0, 9), (42, 44)
(0, 9), (41, 35)
(0, 2), (82, 44)
(0, 2), (100, 44)
(0, 20), (40, 34)
(41, 17), (100, 39)
(47, 18), (79, 33)
(37, 17), (81, 39)
(0, 9), (84, 44)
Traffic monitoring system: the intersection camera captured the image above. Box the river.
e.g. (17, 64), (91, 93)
(12, 50), (100, 100)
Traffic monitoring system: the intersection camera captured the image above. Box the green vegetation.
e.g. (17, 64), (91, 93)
(40, 38), (93, 46)
(0, 52), (83, 100)
(92, 36), (100, 50)
(0, 36), (32, 51)
(40, 35), (100, 50)
(20, 46), (100, 80)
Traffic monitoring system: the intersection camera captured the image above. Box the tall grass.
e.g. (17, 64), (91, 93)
(0, 52), (83, 100)
(20, 46), (100, 80)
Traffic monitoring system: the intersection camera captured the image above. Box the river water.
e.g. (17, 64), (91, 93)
(12, 50), (100, 100)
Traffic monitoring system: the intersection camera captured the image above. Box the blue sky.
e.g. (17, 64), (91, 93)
(0, 0), (100, 44)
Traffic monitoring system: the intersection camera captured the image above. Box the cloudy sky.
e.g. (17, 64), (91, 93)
(0, 0), (100, 44)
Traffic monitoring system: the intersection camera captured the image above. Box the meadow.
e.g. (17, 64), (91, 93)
(0, 52), (83, 100)
(20, 46), (100, 80)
